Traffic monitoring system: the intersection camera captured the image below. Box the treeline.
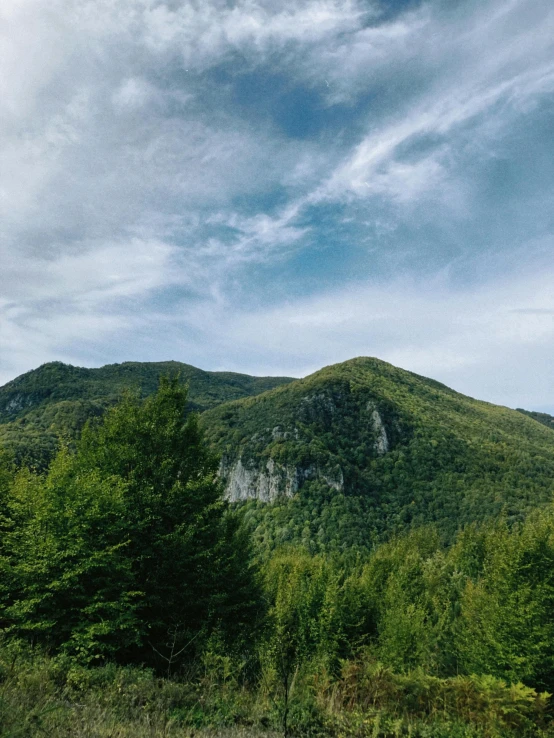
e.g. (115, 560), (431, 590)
(1, 380), (554, 736)
(0, 360), (293, 469)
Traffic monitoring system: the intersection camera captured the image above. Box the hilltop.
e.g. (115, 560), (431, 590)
(201, 357), (554, 549)
(0, 360), (294, 467)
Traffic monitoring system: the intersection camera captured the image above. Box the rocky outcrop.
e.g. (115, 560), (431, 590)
(220, 456), (343, 502)
(1, 392), (39, 417)
(367, 402), (389, 455)
(218, 396), (394, 502)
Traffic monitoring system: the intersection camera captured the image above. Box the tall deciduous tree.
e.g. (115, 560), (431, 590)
(457, 511), (554, 691)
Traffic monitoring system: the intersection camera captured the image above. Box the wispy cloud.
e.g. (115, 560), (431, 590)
(170, 255), (554, 410)
(1, 0), (554, 410)
(0, 237), (180, 381)
(315, 2), (554, 206)
(140, 0), (367, 64)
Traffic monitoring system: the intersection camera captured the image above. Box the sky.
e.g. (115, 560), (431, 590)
(1, 0), (554, 411)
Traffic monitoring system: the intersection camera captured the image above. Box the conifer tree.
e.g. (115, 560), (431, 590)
(0, 378), (258, 667)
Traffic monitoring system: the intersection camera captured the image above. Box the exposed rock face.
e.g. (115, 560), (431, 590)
(367, 402), (389, 455)
(217, 388), (394, 503)
(2, 393), (38, 416)
(220, 456), (344, 502)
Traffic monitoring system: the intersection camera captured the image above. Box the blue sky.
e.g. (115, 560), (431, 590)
(1, 0), (554, 411)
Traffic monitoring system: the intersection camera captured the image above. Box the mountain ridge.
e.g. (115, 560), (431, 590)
(0, 359), (295, 467)
(1, 356), (554, 550)
(200, 356), (554, 548)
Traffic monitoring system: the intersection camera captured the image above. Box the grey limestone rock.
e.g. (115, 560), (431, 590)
(219, 455), (343, 502)
(367, 402), (389, 455)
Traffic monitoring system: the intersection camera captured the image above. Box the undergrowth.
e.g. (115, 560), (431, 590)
(1, 641), (553, 738)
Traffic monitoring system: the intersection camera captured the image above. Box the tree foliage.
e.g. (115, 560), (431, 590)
(0, 360), (293, 468)
(3, 360), (554, 734)
(203, 357), (554, 551)
(0, 378), (258, 666)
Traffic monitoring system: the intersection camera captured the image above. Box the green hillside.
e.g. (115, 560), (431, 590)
(4, 359), (554, 737)
(201, 357), (554, 550)
(5, 377), (554, 737)
(517, 407), (554, 430)
(2, 356), (554, 551)
(0, 360), (294, 467)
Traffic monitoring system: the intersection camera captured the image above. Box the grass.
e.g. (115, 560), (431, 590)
(1, 641), (553, 738)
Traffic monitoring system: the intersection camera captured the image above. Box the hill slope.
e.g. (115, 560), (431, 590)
(201, 357), (554, 550)
(516, 407), (554, 430)
(2, 356), (553, 552)
(0, 361), (294, 467)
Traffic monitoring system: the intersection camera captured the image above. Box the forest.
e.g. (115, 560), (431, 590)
(2, 373), (554, 736)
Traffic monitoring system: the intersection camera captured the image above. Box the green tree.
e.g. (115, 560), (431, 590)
(261, 550), (344, 735)
(457, 510), (554, 691)
(1, 378), (259, 667)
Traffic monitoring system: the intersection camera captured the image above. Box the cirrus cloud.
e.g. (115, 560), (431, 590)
(1, 0), (554, 412)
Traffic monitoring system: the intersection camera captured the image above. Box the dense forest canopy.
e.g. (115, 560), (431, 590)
(2, 360), (554, 736)
(2, 357), (554, 550)
(0, 360), (294, 468)
(202, 357), (554, 550)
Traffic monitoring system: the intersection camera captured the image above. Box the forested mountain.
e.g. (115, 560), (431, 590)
(517, 407), (554, 430)
(1, 356), (553, 550)
(201, 357), (554, 549)
(0, 360), (294, 467)
(3, 360), (554, 737)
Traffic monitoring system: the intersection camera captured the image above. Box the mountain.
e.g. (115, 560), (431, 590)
(0, 361), (294, 467)
(200, 357), (554, 550)
(2, 356), (554, 552)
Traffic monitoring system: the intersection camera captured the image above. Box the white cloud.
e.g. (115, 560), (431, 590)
(2, 0), (554, 415)
(140, 0), (366, 66)
(2, 238), (178, 303)
(112, 77), (158, 111)
(0, 238), (180, 383)
(299, 8), (431, 104)
(173, 258), (554, 410)
(204, 202), (309, 266)
(2, 0), (357, 257)
(312, 0), (554, 207)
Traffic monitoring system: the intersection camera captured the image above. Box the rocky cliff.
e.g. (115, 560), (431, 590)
(207, 381), (399, 502)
